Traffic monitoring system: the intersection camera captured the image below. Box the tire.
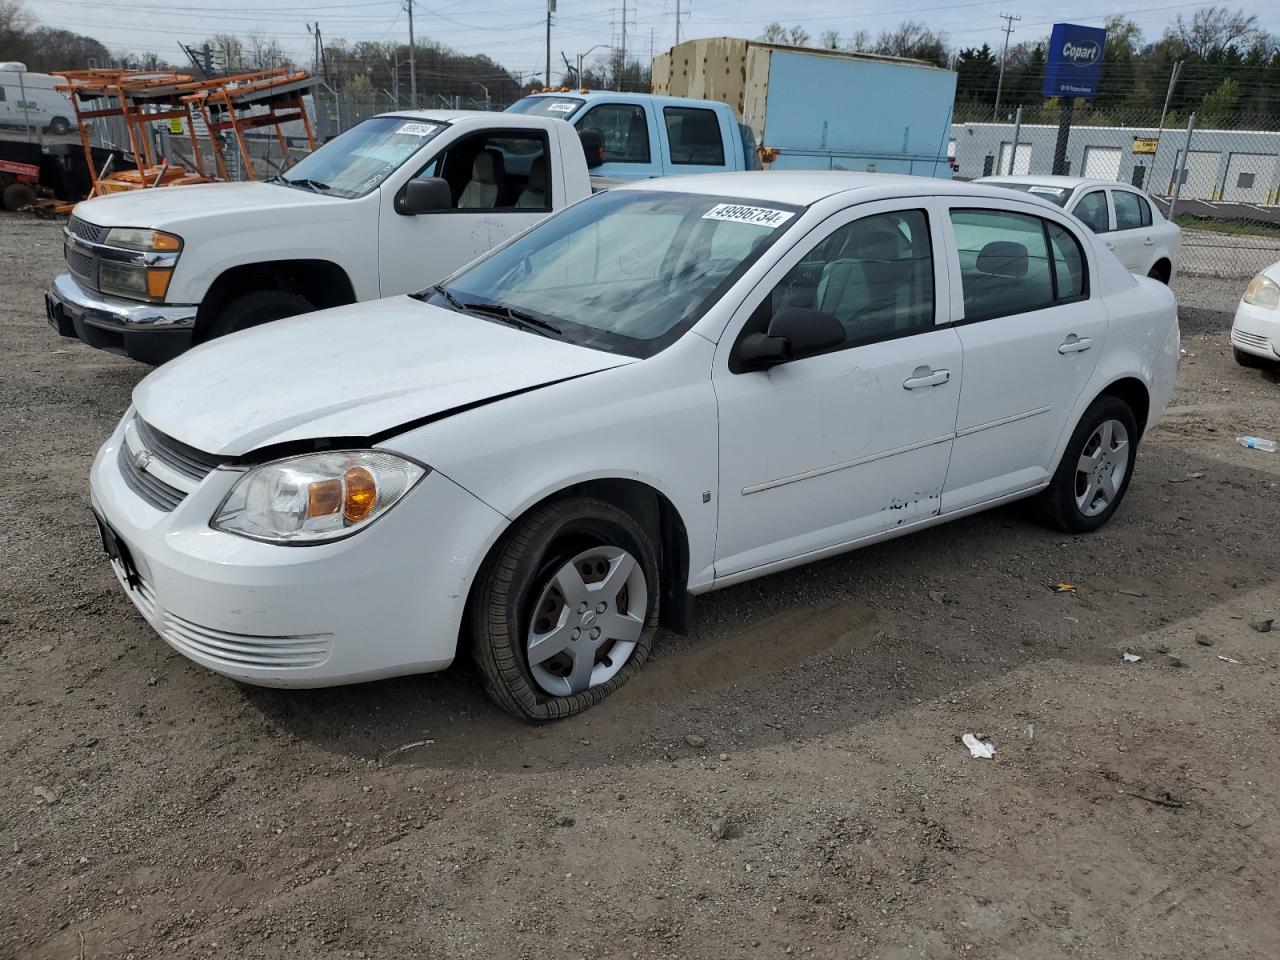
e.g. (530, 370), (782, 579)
(1233, 347), (1267, 369)
(469, 496), (660, 722)
(1146, 262), (1170, 284)
(48, 116), (71, 135)
(205, 290), (313, 340)
(2, 182), (35, 212)
(1035, 396), (1140, 533)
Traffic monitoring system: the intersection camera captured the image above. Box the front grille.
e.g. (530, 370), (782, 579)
(65, 243), (98, 291)
(67, 215), (109, 244)
(118, 445), (185, 511)
(159, 612), (333, 669)
(1232, 329), (1271, 351)
(135, 418), (224, 483)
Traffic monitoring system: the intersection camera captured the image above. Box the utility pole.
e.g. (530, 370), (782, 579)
(546, 0), (555, 87)
(620, 0), (628, 91)
(406, 0), (416, 108)
(992, 12), (1020, 121)
(675, 0), (682, 45)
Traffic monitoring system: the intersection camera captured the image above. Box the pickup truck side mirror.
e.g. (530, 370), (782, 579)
(395, 177), (453, 216)
(578, 128), (605, 169)
(737, 307), (846, 370)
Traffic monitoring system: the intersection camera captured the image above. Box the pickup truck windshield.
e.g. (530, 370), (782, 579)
(507, 96), (585, 120)
(274, 116), (446, 198)
(438, 189), (800, 358)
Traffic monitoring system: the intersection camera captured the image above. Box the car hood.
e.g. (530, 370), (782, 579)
(132, 297), (634, 457)
(72, 180), (344, 231)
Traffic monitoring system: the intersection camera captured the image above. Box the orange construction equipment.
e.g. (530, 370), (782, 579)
(54, 68), (318, 198)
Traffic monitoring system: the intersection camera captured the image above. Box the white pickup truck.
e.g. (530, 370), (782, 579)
(45, 111), (596, 363)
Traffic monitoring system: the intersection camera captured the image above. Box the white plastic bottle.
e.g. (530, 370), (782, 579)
(1237, 436), (1277, 452)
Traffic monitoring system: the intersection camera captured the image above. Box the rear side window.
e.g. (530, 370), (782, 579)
(1072, 190), (1110, 233)
(1047, 222), (1087, 301)
(950, 209), (1060, 321)
(579, 103), (651, 164)
(664, 107), (725, 166)
(1113, 190), (1146, 230)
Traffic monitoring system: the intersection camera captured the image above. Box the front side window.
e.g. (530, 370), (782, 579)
(276, 115), (445, 198)
(664, 107), (725, 166)
(745, 210), (935, 350)
(951, 209), (1055, 320)
(413, 131), (550, 211)
(437, 190), (798, 357)
(1072, 190), (1110, 233)
(578, 103), (651, 164)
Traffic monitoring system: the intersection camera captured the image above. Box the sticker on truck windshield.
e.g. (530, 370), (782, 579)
(1028, 186), (1068, 197)
(396, 122), (440, 137)
(701, 203), (794, 228)
(546, 101), (577, 113)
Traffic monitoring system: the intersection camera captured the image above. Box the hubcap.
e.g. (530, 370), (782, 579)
(1074, 418), (1130, 517)
(526, 546), (647, 697)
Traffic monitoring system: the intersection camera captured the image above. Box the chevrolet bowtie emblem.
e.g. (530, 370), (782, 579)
(133, 449), (153, 471)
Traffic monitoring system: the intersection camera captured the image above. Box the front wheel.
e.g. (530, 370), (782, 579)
(205, 290), (313, 341)
(1036, 396), (1139, 533)
(1233, 347), (1269, 369)
(48, 116), (72, 135)
(470, 496), (660, 722)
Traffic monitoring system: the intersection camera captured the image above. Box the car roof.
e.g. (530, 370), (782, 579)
(373, 109), (562, 128)
(975, 174), (1123, 190)
(614, 170), (1076, 211)
(520, 91), (729, 111)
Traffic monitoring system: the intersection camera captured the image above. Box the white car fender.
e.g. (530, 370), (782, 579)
(381, 334), (721, 591)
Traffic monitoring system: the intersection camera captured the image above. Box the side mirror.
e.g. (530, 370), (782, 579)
(738, 307), (845, 370)
(578, 127), (605, 169)
(395, 177), (452, 216)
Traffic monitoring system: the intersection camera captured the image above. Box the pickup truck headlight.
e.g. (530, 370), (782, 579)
(212, 451), (426, 544)
(105, 228), (183, 253)
(97, 228), (182, 302)
(1242, 274), (1280, 309)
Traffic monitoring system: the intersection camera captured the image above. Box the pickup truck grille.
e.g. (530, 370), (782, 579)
(65, 243), (98, 292)
(67, 215), (109, 244)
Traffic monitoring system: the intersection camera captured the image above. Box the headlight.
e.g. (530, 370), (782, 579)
(98, 260), (173, 301)
(104, 227), (182, 252)
(212, 451), (426, 544)
(1242, 274), (1280, 309)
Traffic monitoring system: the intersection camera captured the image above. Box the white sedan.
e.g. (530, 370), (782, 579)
(975, 175), (1182, 283)
(89, 172), (1181, 721)
(1231, 261), (1280, 367)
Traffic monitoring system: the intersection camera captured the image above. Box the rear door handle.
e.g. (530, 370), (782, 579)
(903, 367), (951, 389)
(1059, 335), (1093, 354)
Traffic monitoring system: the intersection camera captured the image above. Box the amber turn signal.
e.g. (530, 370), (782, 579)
(343, 467), (377, 523)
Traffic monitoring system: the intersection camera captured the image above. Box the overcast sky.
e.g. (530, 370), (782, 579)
(32, 0), (1280, 85)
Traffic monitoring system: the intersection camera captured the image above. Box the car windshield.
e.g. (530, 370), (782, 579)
(434, 189), (800, 357)
(273, 116), (446, 198)
(982, 181), (1072, 207)
(506, 96), (585, 120)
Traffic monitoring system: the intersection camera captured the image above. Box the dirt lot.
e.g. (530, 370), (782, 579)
(2, 213), (1278, 960)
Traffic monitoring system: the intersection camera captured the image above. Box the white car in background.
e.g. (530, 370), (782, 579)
(1231, 261), (1280, 367)
(976, 175), (1181, 284)
(88, 172), (1180, 721)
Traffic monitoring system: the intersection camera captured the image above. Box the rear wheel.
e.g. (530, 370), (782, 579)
(205, 290), (313, 340)
(1036, 396), (1139, 533)
(1147, 260), (1171, 284)
(48, 116), (72, 136)
(470, 496), (659, 722)
(2, 182), (35, 212)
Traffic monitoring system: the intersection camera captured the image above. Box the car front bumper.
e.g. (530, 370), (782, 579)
(45, 272), (197, 365)
(1231, 299), (1280, 361)
(89, 413), (509, 687)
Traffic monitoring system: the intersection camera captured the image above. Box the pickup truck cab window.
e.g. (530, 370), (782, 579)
(412, 130), (551, 211)
(274, 115), (446, 198)
(578, 103), (651, 163)
(436, 190), (798, 357)
(664, 107), (725, 166)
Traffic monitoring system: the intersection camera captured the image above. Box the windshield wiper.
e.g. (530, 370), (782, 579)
(277, 176), (331, 193)
(461, 300), (563, 337)
(420, 283), (465, 311)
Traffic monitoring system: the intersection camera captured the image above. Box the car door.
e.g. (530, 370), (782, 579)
(1109, 188), (1154, 273)
(574, 100), (660, 180)
(378, 128), (556, 296)
(712, 199), (963, 579)
(940, 201), (1107, 511)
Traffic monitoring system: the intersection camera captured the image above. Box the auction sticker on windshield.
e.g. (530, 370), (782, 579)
(702, 203), (794, 228)
(546, 102), (577, 113)
(396, 122), (441, 137)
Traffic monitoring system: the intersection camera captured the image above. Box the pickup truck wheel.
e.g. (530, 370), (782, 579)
(1035, 396), (1139, 534)
(206, 290), (314, 340)
(470, 496), (659, 723)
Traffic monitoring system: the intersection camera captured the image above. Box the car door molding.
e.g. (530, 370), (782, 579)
(741, 432), (954, 495)
(954, 404), (1052, 438)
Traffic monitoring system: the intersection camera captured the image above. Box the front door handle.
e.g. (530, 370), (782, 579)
(903, 366), (951, 389)
(1059, 335), (1094, 354)
(1144, 237), (1155, 246)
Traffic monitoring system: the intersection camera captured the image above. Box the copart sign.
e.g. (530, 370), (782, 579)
(1041, 23), (1107, 100)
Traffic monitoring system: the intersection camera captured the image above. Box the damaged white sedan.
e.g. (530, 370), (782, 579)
(89, 172), (1180, 721)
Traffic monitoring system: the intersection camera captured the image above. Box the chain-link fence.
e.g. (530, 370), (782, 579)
(951, 104), (1280, 279)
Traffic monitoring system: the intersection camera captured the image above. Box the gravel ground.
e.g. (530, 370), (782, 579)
(2, 214), (1278, 960)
